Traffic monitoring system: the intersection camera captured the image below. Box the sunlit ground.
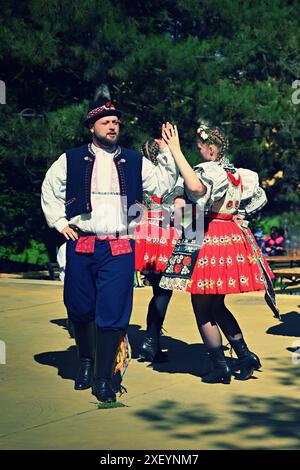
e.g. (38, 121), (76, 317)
(0, 279), (299, 450)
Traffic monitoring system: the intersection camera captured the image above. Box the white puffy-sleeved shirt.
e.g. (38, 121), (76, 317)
(184, 161), (267, 215)
(237, 168), (267, 215)
(41, 143), (178, 236)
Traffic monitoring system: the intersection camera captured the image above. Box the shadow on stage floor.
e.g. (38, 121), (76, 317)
(132, 394), (300, 449)
(266, 310), (300, 337)
(33, 319), (241, 385)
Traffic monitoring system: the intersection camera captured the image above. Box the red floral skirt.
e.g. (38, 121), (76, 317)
(186, 220), (274, 295)
(134, 217), (179, 272)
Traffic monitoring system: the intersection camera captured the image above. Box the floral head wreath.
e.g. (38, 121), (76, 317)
(197, 124), (210, 142)
(196, 125), (229, 160)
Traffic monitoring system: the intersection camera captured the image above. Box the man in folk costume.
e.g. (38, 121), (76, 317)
(41, 98), (178, 403)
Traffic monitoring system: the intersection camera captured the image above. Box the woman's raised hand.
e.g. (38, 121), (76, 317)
(162, 122), (181, 154)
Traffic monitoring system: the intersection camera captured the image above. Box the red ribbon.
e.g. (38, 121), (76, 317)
(207, 212), (234, 220)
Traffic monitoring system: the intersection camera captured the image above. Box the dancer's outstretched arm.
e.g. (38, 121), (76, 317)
(162, 122), (206, 196)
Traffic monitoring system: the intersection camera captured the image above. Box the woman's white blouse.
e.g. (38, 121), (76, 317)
(237, 167), (267, 215)
(182, 161), (267, 215)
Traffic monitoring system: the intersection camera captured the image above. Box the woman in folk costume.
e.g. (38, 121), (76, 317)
(160, 122), (279, 384)
(134, 138), (183, 362)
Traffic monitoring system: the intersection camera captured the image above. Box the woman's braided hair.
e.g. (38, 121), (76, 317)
(197, 125), (229, 160)
(141, 139), (159, 166)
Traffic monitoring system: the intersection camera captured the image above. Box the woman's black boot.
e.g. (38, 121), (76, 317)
(229, 337), (262, 380)
(71, 320), (95, 390)
(202, 346), (232, 384)
(139, 273), (171, 363)
(139, 332), (167, 363)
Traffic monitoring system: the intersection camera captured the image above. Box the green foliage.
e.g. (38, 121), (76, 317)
(0, 0), (299, 258)
(0, 240), (49, 265)
(252, 211), (300, 236)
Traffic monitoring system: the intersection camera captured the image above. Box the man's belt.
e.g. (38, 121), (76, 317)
(69, 225), (132, 255)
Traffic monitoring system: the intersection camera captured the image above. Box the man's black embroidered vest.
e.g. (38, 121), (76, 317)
(65, 144), (143, 222)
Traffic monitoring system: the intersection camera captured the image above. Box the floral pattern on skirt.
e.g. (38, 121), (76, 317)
(185, 220), (274, 295)
(134, 217), (179, 272)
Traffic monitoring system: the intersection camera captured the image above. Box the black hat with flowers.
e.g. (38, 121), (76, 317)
(84, 97), (122, 128)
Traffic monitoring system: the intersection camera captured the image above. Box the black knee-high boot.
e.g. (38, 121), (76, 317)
(92, 328), (124, 403)
(229, 337), (261, 380)
(71, 320), (96, 390)
(202, 346), (232, 384)
(139, 327), (166, 363)
(139, 276), (171, 363)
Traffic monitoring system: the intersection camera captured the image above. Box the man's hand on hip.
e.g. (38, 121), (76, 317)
(61, 225), (79, 240)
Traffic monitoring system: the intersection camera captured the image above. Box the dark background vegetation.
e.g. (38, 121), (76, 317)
(0, 0), (299, 265)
